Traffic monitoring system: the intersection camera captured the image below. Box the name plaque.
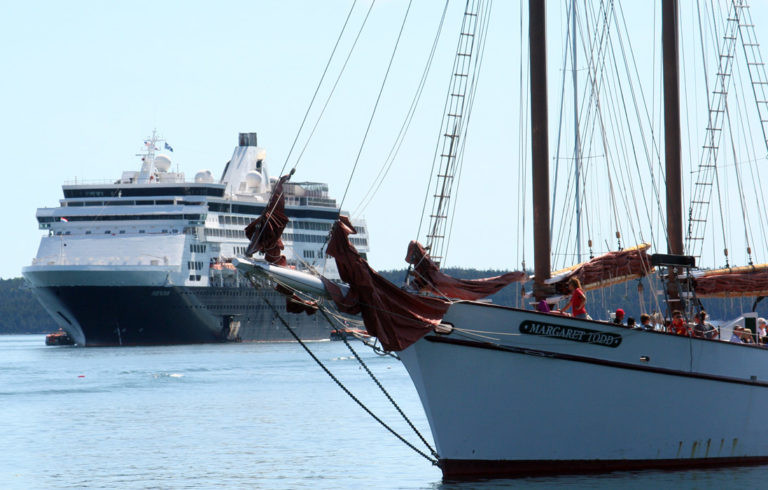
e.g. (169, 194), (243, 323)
(519, 320), (622, 348)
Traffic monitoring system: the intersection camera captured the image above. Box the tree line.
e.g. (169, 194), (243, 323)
(0, 278), (58, 334)
(1, 271), (763, 334)
(378, 268), (763, 323)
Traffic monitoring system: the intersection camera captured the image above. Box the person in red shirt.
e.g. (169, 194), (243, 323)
(613, 308), (626, 325)
(670, 310), (689, 336)
(559, 277), (589, 319)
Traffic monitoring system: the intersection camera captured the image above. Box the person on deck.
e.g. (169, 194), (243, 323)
(613, 308), (625, 326)
(536, 299), (551, 313)
(693, 312), (714, 339)
(652, 311), (665, 332)
(559, 277), (589, 319)
(692, 311), (718, 340)
(730, 326), (744, 343)
(741, 327), (756, 344)
(626, 317), (637, 328)
(670, 310), (689, 336)
(639, 313), (653, 330)
(758, 318), (768, 344)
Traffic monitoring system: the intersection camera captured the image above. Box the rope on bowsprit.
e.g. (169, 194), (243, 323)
(316, 306), (439, 461)
(258, 293), (440, 466)
(320, 307), (397, 360)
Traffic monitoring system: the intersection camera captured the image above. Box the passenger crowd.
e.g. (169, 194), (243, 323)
(535, 276), (766, 344)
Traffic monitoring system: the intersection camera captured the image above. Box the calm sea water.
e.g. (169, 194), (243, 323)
(2, 334), (767, 489)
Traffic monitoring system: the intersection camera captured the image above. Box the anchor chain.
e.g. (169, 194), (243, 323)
(256, 291), (440, 466)
(316, 307), (439, 461)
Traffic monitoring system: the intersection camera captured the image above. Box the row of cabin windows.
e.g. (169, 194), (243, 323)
(291, 220), (364, 234)
(207, 230), (366, 247)
(209, 202), (338, 220)
(188, 275), (202, 281)
(64, 187), (224, 198)
(275, 233), (366, 247)
(215, 215), (338, 233)
(284, 233), (327, 244)
(206, 228), (247, 239)
(188, 261), (204, 270)
(292, 221), (332, 232)
(234, 246), (247, 255)
(190, 244), (207, 253)
(54, 226), (365, 247)
(204, 304), (271, 311)
(204, 227), (333, 243)
(219, 215), (254, 226)
(64, 199), (205, 207)
(39, 214), (204, 223)
(57, 228), (179, 236)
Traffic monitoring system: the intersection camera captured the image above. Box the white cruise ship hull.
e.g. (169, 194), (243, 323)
(23, 265), (329, 346)
(23, 132), (369, 347)
(399, 301), (768, 477)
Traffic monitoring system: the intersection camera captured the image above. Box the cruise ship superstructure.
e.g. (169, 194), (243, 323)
(23, 132), (369, 346)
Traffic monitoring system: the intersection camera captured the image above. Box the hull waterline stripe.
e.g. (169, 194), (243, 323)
(424, 335), (768, 388)
(439, 455), (768, 479)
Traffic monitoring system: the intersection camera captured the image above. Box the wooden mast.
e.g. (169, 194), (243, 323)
(530, 0), (552, 298)
(663, 0), (683, 255)
(663, 0), (683, 308)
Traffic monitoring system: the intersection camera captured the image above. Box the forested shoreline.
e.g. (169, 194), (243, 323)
(1, 271), (762, 334)
(0, 278), (58, 334)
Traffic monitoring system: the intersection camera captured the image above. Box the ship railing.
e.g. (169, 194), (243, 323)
(63, 177), (199, 186)
(285, 197), (337, 208)
(30, 257), (173, 266)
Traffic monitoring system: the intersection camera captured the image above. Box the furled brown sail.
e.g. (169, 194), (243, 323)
(245, 173), (318, 315)
(692, 264), (768, 298)
(548, 243), (654, 294)
(322, 217), (449, 351)
(245, 173), (290, 266)
(405, 241), (526, 300)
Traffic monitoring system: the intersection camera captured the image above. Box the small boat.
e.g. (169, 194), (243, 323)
(45, 329), (75, 346)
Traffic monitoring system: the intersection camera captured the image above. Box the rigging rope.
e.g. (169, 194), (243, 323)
(352, 0), (452, 218)
(547, 0), (668, 315)
(517, 0), (529, 276)
(550, 0), (575, 242)
(253, 0), (378, 271)
(286, 1), (377, 176)
(723, 102), (754, 261)
(277, 0), (361, 177)
(321, 308), (439, 461)
(706, 0), (731, 266)
(416, 0), (484, 253)
(253, 287), (440, 466)
(441, 0), (493, 265)
(338, 0), (415, 212)
(731, 28), (768, 265)
(248, 1), (370, 260)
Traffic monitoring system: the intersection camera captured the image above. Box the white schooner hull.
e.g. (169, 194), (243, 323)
(399, 301), (768, 477)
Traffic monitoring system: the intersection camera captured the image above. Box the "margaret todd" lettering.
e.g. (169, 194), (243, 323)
(519, 320), (622, 347)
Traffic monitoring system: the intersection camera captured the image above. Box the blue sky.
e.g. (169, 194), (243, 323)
(3, 1), (768, 279)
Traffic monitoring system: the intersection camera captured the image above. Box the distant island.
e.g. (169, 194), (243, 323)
(1, 269), (761, 334)
(0, 278), (58, 334)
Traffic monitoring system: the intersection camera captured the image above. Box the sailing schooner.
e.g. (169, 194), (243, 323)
(236, 0), (768, 478)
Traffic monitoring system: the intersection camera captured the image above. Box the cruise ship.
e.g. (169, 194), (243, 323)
(22, 131), (369, 346)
